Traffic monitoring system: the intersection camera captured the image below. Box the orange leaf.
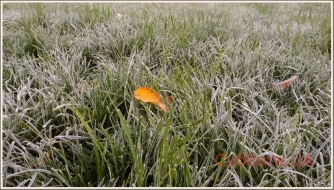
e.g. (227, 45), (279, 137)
(278, 75), (298, 91)
(134, 87), (167, 112)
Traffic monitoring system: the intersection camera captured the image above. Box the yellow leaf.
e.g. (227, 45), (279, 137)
(134, 87), (167, 112)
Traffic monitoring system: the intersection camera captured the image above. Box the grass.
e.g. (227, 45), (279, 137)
(1, 2), (332, 187)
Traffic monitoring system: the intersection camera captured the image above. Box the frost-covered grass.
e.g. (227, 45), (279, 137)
(2, 2), (331, 187)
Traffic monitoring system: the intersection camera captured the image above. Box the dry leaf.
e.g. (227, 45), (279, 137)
(134, 87), (167, 112)
(166, 95), (174, 104)
(42, 152), (51, 164)
(116, 13), (122, 19)
(277, 75), (298, 91)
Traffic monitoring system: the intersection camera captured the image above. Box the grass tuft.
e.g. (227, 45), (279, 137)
(2, 2), (331, 187)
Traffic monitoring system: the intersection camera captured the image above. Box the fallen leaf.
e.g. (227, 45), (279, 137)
(166, 95), (174, 104)
(134, 87), (167, 112)
(30, 152), (52, 168)
(116, 13), (122, 19)
(30, 160), (39, 168)
(43, 152), (51, 164)
(277, 75), (298, 91)
(75, 83), (87, 93)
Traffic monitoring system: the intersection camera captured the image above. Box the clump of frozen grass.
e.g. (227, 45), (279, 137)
(2, 2), (331, 187)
